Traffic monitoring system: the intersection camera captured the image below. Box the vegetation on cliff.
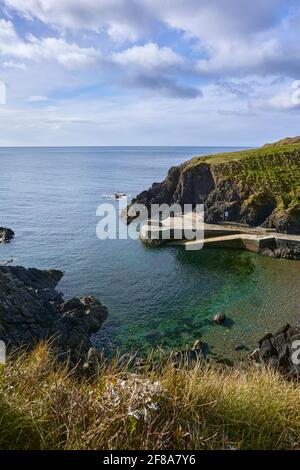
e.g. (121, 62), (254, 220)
(195, 143), (300, 228)
(127, 140), (300, 233)
(0, 344), (299, 450)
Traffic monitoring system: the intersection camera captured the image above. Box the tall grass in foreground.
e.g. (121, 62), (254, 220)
(0, 343), (299, 450)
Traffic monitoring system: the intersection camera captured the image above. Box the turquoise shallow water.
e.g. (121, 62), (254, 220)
(1, 146), (300, 358)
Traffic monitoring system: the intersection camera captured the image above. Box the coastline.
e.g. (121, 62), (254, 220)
(1, 141), (298, 366)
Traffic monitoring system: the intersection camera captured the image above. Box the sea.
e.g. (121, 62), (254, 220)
(1, 146), (300, 359)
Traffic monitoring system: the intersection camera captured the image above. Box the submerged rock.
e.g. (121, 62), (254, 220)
(213, 312), (226, 325)
(235, 344), (249, 352)
(0, 227), (14, 244)
(0, 265), (108, 368)
(250, 323), (300, 378)
(170, 339), (205, 366)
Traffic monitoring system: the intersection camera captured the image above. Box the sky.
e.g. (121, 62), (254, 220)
(0, 0), (300, 146)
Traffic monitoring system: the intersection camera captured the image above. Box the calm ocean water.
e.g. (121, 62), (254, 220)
(1, 146), (300, 358)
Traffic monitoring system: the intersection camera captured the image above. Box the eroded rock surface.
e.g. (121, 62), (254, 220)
(0, 266), (108, 367)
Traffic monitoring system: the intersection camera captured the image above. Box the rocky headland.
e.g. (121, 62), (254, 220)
(126, 138), (300, 234)
(0, 265), (108, 368)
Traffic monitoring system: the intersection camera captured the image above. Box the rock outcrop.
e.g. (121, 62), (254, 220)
(261, 239), (300, 260)
(213, 312), (226, 325)
(250, 324), (300, 378)
(0, 266), (108, 367)
(126, 140), (300, 235)
(0, 227), (14, 244)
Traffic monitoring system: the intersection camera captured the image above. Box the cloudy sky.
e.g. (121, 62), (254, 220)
(0, 0), (300, 146)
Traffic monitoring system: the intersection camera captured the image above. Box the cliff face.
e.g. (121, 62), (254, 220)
(127, 142), (300, 234)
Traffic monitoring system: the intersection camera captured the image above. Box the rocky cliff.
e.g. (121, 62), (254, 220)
(127, 141), (300, 234)
(0, 266), (108, 368)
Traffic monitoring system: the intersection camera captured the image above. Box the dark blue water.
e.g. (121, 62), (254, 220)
(1, 146), (300, 358)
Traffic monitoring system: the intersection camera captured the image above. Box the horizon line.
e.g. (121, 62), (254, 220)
(0, 144), (255, 149)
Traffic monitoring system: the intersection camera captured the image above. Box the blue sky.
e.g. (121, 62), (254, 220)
(0, 0), (300, 146)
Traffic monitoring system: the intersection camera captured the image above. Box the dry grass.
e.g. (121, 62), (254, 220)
(0, 343), (299, 450)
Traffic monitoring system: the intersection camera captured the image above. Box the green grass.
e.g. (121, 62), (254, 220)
(0, 344), (299, 450)
(191, 143), (300, 165)
(184, 144), (300, 216)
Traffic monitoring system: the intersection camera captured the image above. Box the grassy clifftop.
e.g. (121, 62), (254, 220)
(1, 344), (299, 450)
(194, 142), (300, 164)
(127, 138), (300, 232)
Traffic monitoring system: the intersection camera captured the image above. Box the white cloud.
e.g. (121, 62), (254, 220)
(196, 38), (281, 75)
(112, 43), (201, 98)
(3, 0), (154, 40)
(149, 0), (286, 42)
(1, 0), (300, 145)
(252, 85), (300, 113)
(3, 0), (300, 78)
(0, 18), (100, 68)
(112, 43), (184, 71)
(3, 0), (287, 40)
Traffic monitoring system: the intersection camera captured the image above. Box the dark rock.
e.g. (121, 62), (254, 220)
(144, 330), (160, 342)
(251, 323), (300, 378)
(262, 210), (300, 235)
(258, 333), (274, 348)
(124, 164), (215, 224)
(171, 339), (205, 366)
(261, 240), (300, 260)
(0, 265), (108, 368)
(235, 344), (249, 352)
(0, 259), (14, 267)
(0, 227), (14, 244)
(192, 339), (204, 350)
(249, 348), (260, 362)
(213, 312), (226, 325)
(274, 324), (291, 336)
(82, 347), (106, 373)
(140, 237), (167, 247)
(113, 193), (126, 200)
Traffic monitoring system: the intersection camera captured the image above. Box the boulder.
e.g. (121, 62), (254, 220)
(0, 227), (14, 244)
(0, 266), (108, 368)
(250, 323), (300, 378)
(213, 312), (226, 325)
(171, 339), (205, 366)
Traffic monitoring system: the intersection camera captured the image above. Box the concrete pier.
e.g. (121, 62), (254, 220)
(140, 212), (300, 258)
